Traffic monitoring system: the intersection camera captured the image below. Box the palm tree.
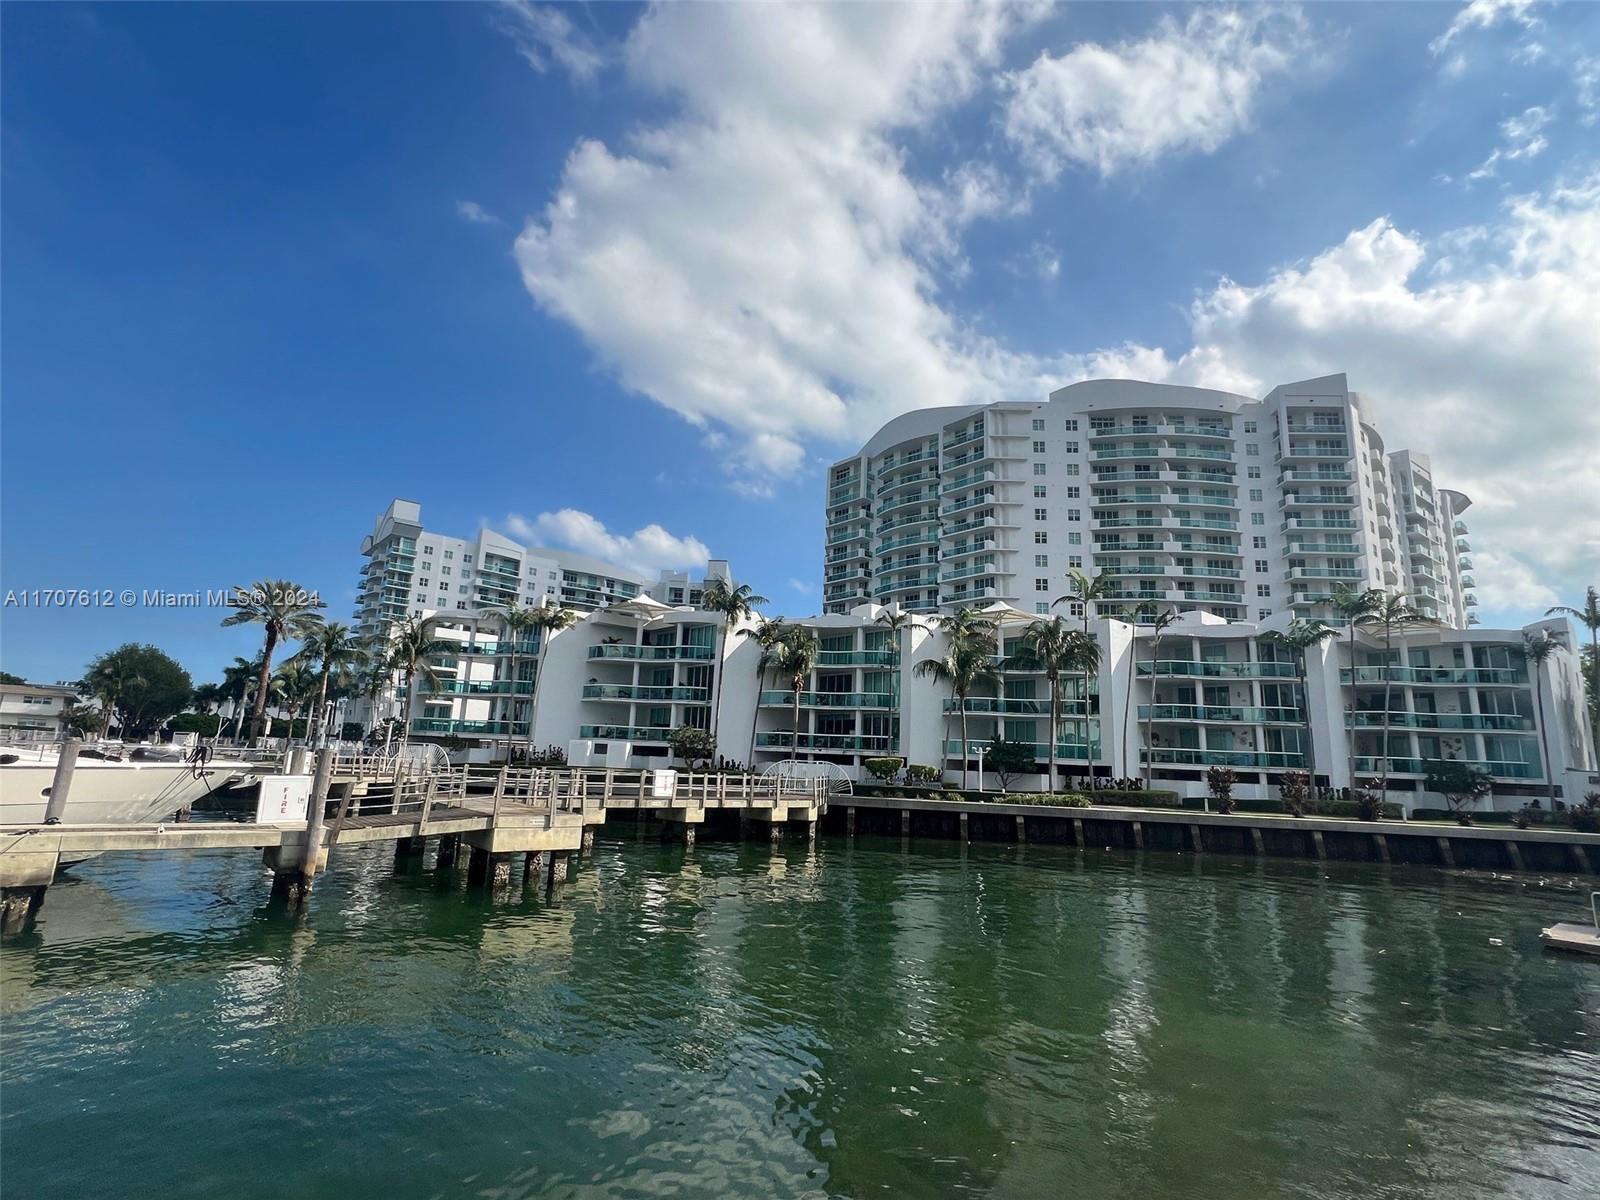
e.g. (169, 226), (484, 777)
(701, 579), (768, 743)
(525, 604), (581, 760)
(1266, 618), (1341, 786)
(915, 610), (1000, 788)
(1522, 629), (1563, 806)
(1547, 586), (1599, 762)
(771, 627), (820, 763)
(387, 615), (452, 743)
(81, 654), (145, 740)
(292, 621), (370, 746)
(491, 604), (541, 758)
(1135, 607), (1180, 791)
(876, 609), (915, 758)
(272, 659), (318, 741)
(1005, 616), (1099, 793)
(220, 656), (261, 742)
(1332, 585), (1385, 783)
(190, 683), (225, 715)
(220, 580), (326, 743)
(1058, 567), (1114, 633)
(739, 616), (790, 764)
(1357, 592), (1435, 802)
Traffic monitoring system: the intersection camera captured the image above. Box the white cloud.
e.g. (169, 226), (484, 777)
(1464, 105), (1552, 182)
(1577, 57), (1600, 125)
(504, 509), (712, 575)
(1102, 171), (1600, 620)
(787, 578), (815, 596)
(1001, 7), (1307, 179)
(1007, 240), (1061, 281)
(1429, 0), (1541, 58)
(514, 2), (1049, 488)
(494, 1), (605, 81)
(455, 199), (503, 226)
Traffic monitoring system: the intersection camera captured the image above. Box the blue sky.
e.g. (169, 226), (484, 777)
(3, 1), (1597, 687)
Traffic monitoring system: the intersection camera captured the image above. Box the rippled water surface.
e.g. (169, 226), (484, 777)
(3, 830), (1598, 1199)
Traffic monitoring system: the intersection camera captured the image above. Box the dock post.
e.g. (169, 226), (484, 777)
(547, 851), (570, 891)
(900, 810), (911, 839)
(1435, 837), (1456, 868)
(1373, 833), (1391, 863)
(1503, 840), (1525, 872)
(1015, 815), (1026, 844)
(436, 834), (460, 869)
(846, 807), (856, 837)
(1131, 821), (1144, 850)
(959, 812), (969, 845)
(1072, 817), (1086, 847)
(1571, 844), (1593, 874)
(523, 851), (546, 888)
(1250, 828), (1266, 855)
(579, 826), (596, 856)
(466, 847), (512, 889)
(0, 888), (46, 936)
(43, 738), (81, 824)
(1189, 824), (1204, 853)
(394, 837), (425, 864)
(1311, 830), (1327, 861)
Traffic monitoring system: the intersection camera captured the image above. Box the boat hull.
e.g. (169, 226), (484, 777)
(0, 762), (238, 826)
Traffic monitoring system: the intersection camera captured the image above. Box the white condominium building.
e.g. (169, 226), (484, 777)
(407, 595), (1596, 814)
(823, 374), (1480, 630)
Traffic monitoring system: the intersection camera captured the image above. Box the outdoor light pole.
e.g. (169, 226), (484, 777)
(975, 743), (986, 793)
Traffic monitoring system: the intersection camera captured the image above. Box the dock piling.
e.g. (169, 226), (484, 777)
(43, 738), (80, 825)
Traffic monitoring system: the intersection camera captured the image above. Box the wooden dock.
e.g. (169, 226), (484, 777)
(0, 754), (830, 932)
(1540, 893), (1600, 957)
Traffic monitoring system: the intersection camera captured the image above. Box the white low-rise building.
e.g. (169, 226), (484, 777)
(0, 680), (81, 740)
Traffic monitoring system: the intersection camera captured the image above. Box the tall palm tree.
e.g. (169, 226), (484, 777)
(491, 604), (541, 758)
(876, 609), (915, 758)
(220, 580), (326, 743)
(220, 656), (261, 742)
(1135, 607), (1180, 791)
(190, 683), (225, 716)
(914, 614), (1000, 789)
(739, 616), (790, 763)
(292, 621), (370, 746)
(387, 615), (452, 743)
(701, 579), (768, 742)
(1357, 592), (1435, 802)
(272, 659), (319, 741)
(81, 654), (145, 740)
(1057, 568), (1113, 770)
(525, 604), (581, 760)
(1332, 585), (1385, 783)
(772, 627), (820, 763)
(1522, 629), (1563, 806)
(1547, 586), (1599, 762)
(1005, 616), (1099, 793)
(1266, 618), (1340, 785)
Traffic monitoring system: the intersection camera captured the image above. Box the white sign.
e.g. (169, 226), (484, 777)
(256, 775), (313, 826)
(650, 769), (678, 799)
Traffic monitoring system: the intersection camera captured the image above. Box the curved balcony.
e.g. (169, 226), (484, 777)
(1142, 748), (1306, 769)
(1139, 704), (1303, 724)
(1138, 660), (1297, 679)
(759, 690), (893, 709)
(582, 684), (708, 702)
(816, 649), (896, 666)
(1283, 517), (1359, 531)
(587, 644), (715, 661)
(879, 489), (941, 518)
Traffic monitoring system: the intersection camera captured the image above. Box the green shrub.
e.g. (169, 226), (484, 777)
(864, 757), (904, 783)
(1570, 792), (1600, 833)
(905, 764), (942, 784)
(1206, 766), (1237, 815)
(1084, 789), (1182, 808)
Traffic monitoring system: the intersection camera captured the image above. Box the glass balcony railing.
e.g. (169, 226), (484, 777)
(410, 718), (520, 736)
(587, 644), (716, 661)
(582, 685), (708, 702)
(945, 739), (1100, 759)
(1142, 748), (1306, 768)
(816, 649), (896, 666)
(1138, 660), (1297, 678)
(1345, 711), (1534, 731)
(942, 697), (1089, 715)
(1351, 757), (1539, 779)
(428, 679), (534, 696)
(1284, 518), (1359, 530)
(1341, 666), (1526, 685)
(759, 691), (894, 708)
(1175, 517), (1238, 530)
(579, 725), (674, 741)
(758, 732), (891, 752)
(1139, 705), (1303, 723)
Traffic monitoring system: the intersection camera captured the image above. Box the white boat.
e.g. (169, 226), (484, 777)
(0, 742), (257, 826)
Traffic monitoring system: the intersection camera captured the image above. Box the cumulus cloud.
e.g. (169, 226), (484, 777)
(1102, 171), (1600, 619)
(1001, 7), (1307, 179)
(455, 199), (503, 226)
(1428, 0), (1541, 58)
(1577, 57), (1600, 124)
(494, 1), (605, 81)
(504, 509), (712, 575)
(1462, 105), (1551, 183)
(514, 2), (1050, 487)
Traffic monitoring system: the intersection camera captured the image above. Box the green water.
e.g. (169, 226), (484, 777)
(3, 832), (1597, 1199)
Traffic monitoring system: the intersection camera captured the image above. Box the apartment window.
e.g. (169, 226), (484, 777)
(1069, 555), (1083, 568)
(1065, 441), (1079, 454)
(1034, 485), (1047, 498)
(1031, 462), (1046, 476)
(1036, 578), (1050, 592)
(548, 571), (557, 580)
(1065, 419), (1078, 431)
(1034, 554), (1049, 567)
(1070, 602), (1084, 617)
(1253, 536), (1267, 549)
(1251, 513), (1265, 526)
(1257, 584), (1271, 597)
(1247, 467), (1261, 479)
(444, 550), (454, 560)
(457, 601), (468, 610)
(1035, 531), (1048, 544)
(1246, 444), (1259, 456)
(1067, 509), (1081, 522)
(1069, 532), (1082, 545)
(1036, 602), (1050, 614)
(1258, 608), (1272, 620)
(463, 554), (473, 564)
(1249, 489), (1263, 502)
(1254, 559), (1269, 573)
(1065, 463), (1079, 476)
(441, 566), (451, 576)
(1034, 507), (1048, 521)
(1033, 440), (1046, 454)
(1066, 486), (1080, 499)
(424, 546), (434, 555)
(419, 578), (430, 588)
(459, 585), (469, 594)
(1244, 421), (1257, 433)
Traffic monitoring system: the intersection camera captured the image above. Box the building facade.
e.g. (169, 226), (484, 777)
(406, 596), (1596, 814)
(823, 374), (1480, 630)
(0, 680), (81, 740)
